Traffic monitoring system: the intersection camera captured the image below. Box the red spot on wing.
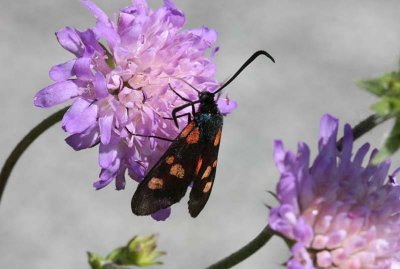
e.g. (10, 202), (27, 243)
(186, 128), (200, 144)
(180, 121), (195, 138)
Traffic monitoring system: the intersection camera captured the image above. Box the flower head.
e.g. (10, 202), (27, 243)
(34, 0), (235, 200)
(269, 114), (400, 269)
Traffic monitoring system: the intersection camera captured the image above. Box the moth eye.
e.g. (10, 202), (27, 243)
(203, 182), (212, 193)
(186, 128), (200, 144)
(170, 163), (185, 179)
(201, 166), (212, 180)
(148, 177), (164, 190)
(214, 129), (222, 146)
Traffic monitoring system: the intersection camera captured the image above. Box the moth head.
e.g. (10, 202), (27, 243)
(198, 91), (215, 103)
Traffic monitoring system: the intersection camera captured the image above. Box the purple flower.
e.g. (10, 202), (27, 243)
(34, 0), (235, 204)
(269, 114), (400, 268)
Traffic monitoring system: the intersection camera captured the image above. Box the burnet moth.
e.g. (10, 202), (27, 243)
(131, 50), (275, 217)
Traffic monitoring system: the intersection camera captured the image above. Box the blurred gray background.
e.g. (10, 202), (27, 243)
(1, 0), (400, 268)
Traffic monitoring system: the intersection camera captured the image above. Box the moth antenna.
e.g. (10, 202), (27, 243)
(213, 50), (275, 95)
(216, 91), (222, 101)
(170, 77), (201, 94)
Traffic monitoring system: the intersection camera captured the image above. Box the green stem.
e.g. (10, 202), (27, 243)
(337, 113), (390, 150)
(205, 225), (274, 269)
(0, 107), (69, 204)
(206, 113), (390, 269)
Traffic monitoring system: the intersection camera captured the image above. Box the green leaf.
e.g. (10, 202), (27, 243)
(371, 96), (400, 117)
(373, 116), (400, 164)
(358, 72), (400, 97)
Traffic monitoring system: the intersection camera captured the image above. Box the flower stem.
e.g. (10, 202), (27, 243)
(205, 225), (274, 269)
(337, 113), (390, 150)
(207, 114), (390, 269)
(0, 107), (69, 204)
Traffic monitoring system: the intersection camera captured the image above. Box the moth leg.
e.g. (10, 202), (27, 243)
(172, 101), (199, 128)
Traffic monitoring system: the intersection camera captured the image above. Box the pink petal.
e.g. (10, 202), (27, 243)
(49, 60), (76, 82)
(115, 168), (126, 190)
(99, 142), (118, 169)
(81, 0), (111, 26)
(189, 27), (217, 46)
(95, 72), (108, 98)
(99, 114), (114, 144)
(65, 125), (100, 150)
(62, 98), (98, 134)
(34, 80), (79, 108)
(72, 57), (94, 80)
(273, 140), (286, 172)
(217, 97), (237, 115)
(151, 208), (171, 221)
(56, 27), (84, 56)
(93, 159), (120, 190)
(319, 114), (338, 147)
(93, 22), (120, 50)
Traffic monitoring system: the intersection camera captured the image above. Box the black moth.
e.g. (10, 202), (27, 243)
(131, 50), (275, 217)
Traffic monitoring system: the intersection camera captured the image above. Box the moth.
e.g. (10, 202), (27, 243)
(131, 50), (275, 217)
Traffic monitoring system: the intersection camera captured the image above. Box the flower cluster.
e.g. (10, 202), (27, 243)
(269, 114), (400, 268)
(34, 0), (234, 203)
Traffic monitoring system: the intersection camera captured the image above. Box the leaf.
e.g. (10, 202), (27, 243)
(371, 96), (400, 117)
(373, 116), (400, 164)
(358, 72), (400, 97)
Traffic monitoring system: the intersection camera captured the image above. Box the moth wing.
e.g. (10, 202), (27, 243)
(131, 121), (202, 215)
(188, 127), (222, 217)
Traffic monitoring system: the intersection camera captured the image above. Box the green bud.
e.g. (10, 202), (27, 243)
(88, 234), (165, 269)
(125, 234), (166, 266)
(87, 251), (109, 269)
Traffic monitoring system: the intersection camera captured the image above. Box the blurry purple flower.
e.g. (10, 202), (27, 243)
(34, 0), (235, 206)
(269, 114), (400, 269)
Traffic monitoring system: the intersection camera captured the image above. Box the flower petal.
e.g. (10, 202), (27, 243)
(217, 97), (237, 115)
(62, 98), (98, 134)
(94, 22), (120, 51)
(163, 1), (185, 27)
(93, 158), (121, 190)
(151, 208), (171, 221)
(72, 57), (94, 80)
(34, 80), (79, 107)
(94, 72), (108, 99)
(318, 114), (338, 148)
(65, 125), (100, 150)
(99, 142), (118, 169)
(115, 168), (126, 190)
(81, 0), (111, 26)
(287, 243), (314, 269)
(56, 27), (84, 56)
(99, 114), (114, 144)
(49, 60), (76, 82)
(189, 27), (217, 47)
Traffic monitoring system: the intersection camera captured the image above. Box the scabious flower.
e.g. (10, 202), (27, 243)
(269, 114), (400, 269)
(34, 0), (235, 219)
